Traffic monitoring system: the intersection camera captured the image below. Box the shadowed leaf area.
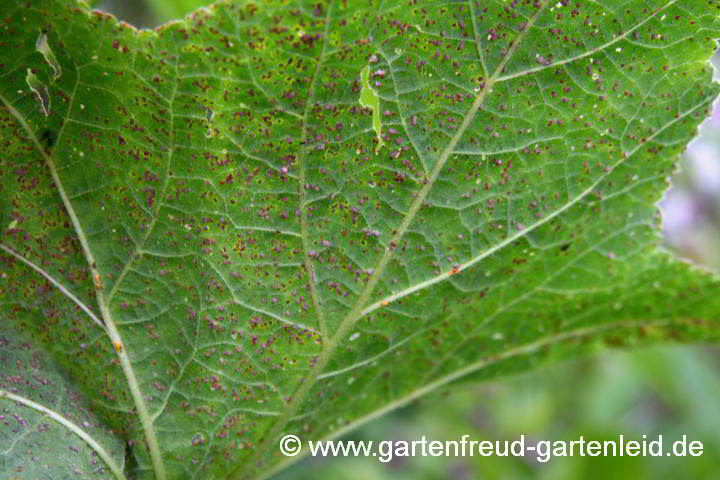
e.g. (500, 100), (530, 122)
(0, 324), (126, 478)
(1, 0), (720, 479)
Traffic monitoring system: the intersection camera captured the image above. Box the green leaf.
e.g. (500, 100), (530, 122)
(1, 0), (719, 479)
(0, 324), (126, 479)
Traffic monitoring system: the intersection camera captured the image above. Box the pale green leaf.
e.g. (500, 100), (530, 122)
(0, 324), (126, 479)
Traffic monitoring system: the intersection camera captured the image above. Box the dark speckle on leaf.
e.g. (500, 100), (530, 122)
(40, 129), (55, 149)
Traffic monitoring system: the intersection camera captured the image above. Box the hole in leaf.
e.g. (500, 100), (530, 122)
(36, 32), (61, 80)
(359, 64), (385, 154)
(25, 69), (50, 116)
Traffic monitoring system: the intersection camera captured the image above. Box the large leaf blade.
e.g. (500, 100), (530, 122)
(1, 1), (720, 479)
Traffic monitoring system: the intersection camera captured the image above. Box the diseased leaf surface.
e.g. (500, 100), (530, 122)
(0, 325), (125, 479)
(1, 0), (720, 479)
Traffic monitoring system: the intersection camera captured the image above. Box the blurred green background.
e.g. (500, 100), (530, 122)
(93, 1), (720, 478)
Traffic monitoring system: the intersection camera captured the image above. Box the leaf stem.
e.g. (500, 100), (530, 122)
(95, 297), (168, 480)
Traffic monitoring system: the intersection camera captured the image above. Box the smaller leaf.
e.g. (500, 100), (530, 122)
(0, 324), (126, 479)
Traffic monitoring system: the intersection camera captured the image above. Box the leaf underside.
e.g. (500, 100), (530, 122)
(0, 324), (125, 479)
(1, 0), (720, 479)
